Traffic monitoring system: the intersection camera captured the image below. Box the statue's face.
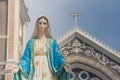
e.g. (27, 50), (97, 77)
(37, 18), (48, 33)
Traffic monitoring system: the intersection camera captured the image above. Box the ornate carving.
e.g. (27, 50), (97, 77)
(61, 38), (120, 75)
(66, 56), (120, 80)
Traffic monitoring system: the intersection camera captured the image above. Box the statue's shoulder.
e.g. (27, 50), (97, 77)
(28, 38), (37, 44)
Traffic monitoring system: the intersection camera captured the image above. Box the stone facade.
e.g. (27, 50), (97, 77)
(58, 27), (120, 80)
(0, 0), (8, 79)
(0, 0), (30, 80)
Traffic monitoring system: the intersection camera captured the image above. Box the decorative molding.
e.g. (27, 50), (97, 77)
(0, 35), (7, 38)
(66, 56), (120, 80)
(61, 38), (120, 75)
(58, 27), (120, 58)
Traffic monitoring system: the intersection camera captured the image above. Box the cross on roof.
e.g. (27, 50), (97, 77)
(71, 10), (80, 27)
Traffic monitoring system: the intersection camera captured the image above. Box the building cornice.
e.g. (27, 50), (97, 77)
(57, 27), (120, 58)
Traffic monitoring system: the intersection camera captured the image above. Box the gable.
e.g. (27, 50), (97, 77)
(58, 29), (120, 64)
(57, 28), (120, 80)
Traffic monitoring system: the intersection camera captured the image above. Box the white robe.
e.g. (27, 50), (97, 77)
(33, 39), (56, 80)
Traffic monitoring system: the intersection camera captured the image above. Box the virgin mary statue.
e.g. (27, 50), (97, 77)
(14, 16), (70, 80)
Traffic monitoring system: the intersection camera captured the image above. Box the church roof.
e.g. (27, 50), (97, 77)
(57, 27), (120, 60)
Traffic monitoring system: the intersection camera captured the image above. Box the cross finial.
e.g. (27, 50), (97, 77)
(71, 10), (80, 27)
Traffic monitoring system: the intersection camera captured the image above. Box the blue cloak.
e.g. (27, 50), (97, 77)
(14, 38), (70, 80)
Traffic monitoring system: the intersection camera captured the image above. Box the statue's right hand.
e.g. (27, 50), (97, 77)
(13, 64), (19, 73)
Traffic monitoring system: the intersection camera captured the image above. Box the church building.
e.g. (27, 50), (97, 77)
(57, 11), (120, 80)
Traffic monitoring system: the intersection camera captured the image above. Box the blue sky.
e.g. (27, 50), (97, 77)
(25, 0), (120, 52)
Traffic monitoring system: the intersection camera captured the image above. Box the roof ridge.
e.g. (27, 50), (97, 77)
(57, 27), (120, 57)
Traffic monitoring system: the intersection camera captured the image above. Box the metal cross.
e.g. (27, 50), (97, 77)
(71, 10), (80, 27)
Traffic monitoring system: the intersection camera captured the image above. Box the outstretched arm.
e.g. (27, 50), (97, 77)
(19, 39), (31, 74)
(53, 40), (71, 72)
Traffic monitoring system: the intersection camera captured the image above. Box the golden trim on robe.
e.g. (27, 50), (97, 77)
(34, 52), (46, 56)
